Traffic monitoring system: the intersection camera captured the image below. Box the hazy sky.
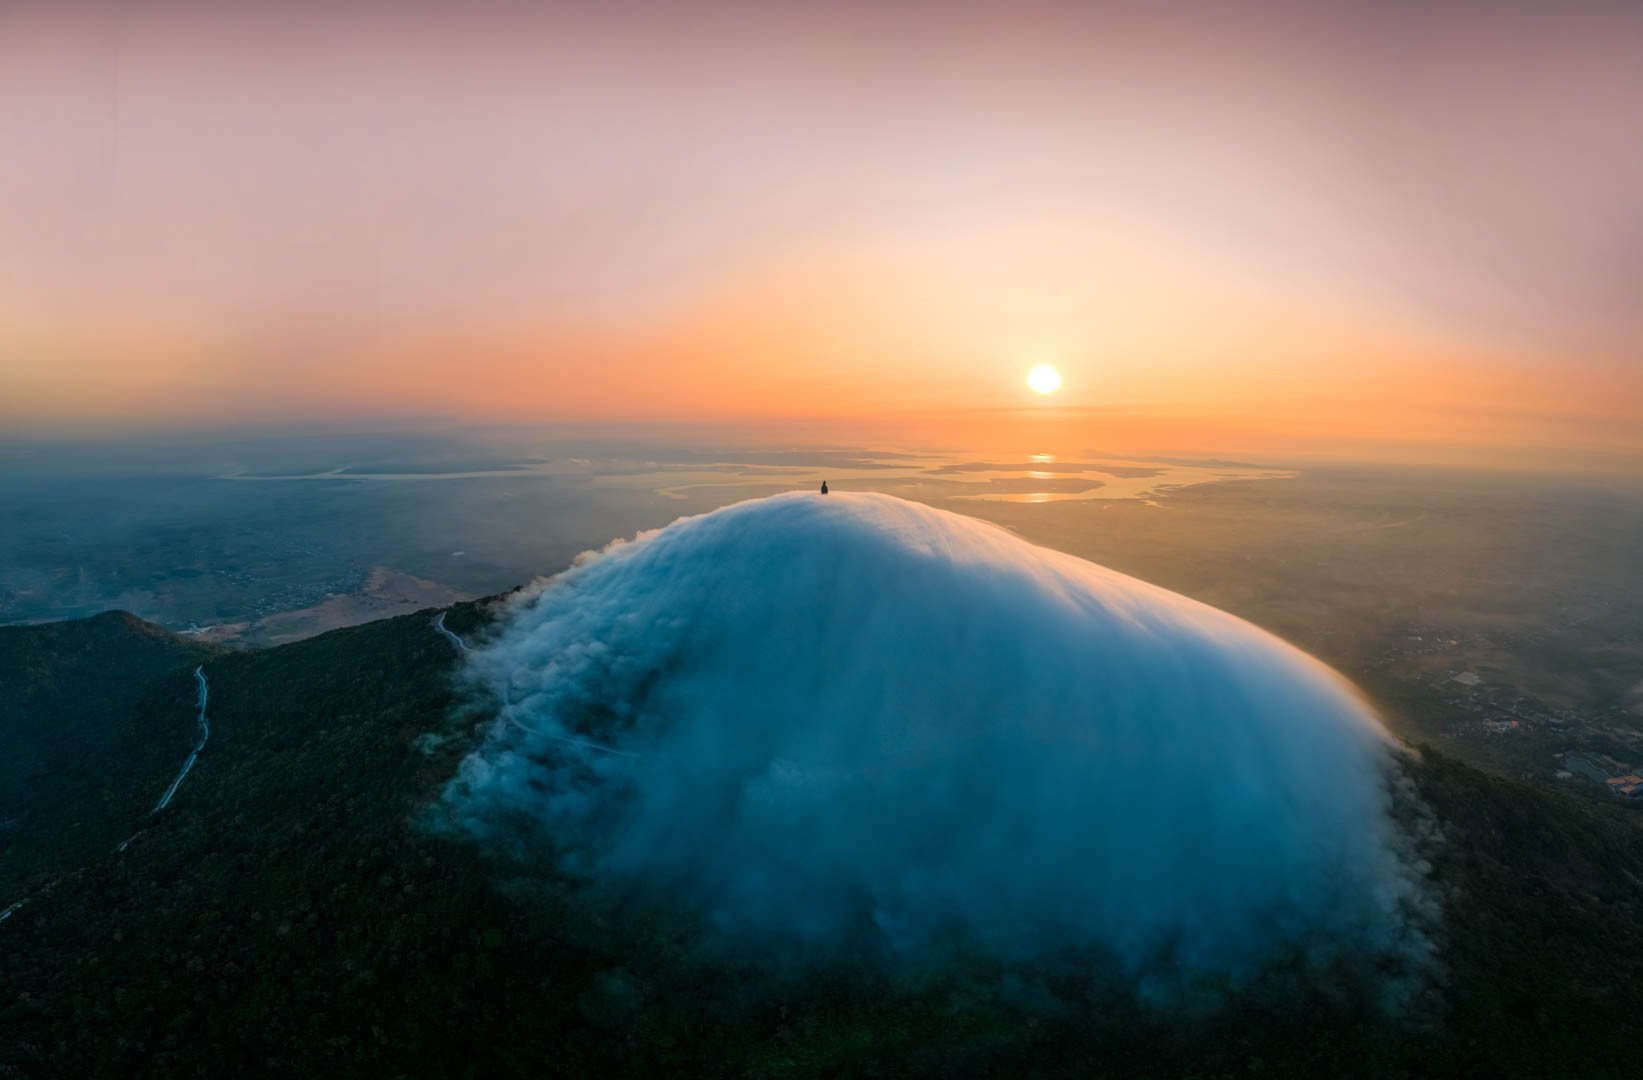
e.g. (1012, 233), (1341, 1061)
(3, 0), (1640, 463)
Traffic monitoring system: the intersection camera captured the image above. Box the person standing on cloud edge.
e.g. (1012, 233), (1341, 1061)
(821, 481), (829, 495)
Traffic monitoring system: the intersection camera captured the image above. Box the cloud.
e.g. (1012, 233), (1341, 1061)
(443, 492), (1433, 1003)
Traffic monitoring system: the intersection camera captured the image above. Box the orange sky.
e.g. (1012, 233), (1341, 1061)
(2, 1), (1641, 466)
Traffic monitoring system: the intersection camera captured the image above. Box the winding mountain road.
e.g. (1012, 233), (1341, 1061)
(432, 611), (470, 654)
(152, 666), (210, 814)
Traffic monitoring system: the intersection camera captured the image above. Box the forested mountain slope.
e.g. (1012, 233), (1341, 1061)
(0, 612), (222, 898)
(1, 603), (1642, 1078)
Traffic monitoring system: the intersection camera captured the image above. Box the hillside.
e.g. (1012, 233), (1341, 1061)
(0, 612), (223, 899)
(1, 603), (1642, 1077)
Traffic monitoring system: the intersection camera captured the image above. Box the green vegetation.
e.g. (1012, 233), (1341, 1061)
(0, 612), (221, 899)
(2, 608), (1642, 1077)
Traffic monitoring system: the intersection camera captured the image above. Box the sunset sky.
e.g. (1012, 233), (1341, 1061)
(3, 0), (1641, 464)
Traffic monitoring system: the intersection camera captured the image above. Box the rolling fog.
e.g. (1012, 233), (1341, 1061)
(444, 492), (1435, 1003)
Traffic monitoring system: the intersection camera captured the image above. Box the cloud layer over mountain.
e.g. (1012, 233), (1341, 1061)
(444, 492), (1432, 1001)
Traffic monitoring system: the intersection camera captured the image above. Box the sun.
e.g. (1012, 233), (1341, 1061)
(1026, 364), (1062, 395)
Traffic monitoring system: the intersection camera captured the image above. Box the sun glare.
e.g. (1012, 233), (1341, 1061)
(1026, 364), (1062, 395)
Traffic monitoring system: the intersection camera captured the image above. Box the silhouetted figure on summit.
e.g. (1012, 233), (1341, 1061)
(821, 480), (829, 495)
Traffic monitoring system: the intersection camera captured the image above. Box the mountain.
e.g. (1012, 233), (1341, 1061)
(1, 605), (1642, 1077)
